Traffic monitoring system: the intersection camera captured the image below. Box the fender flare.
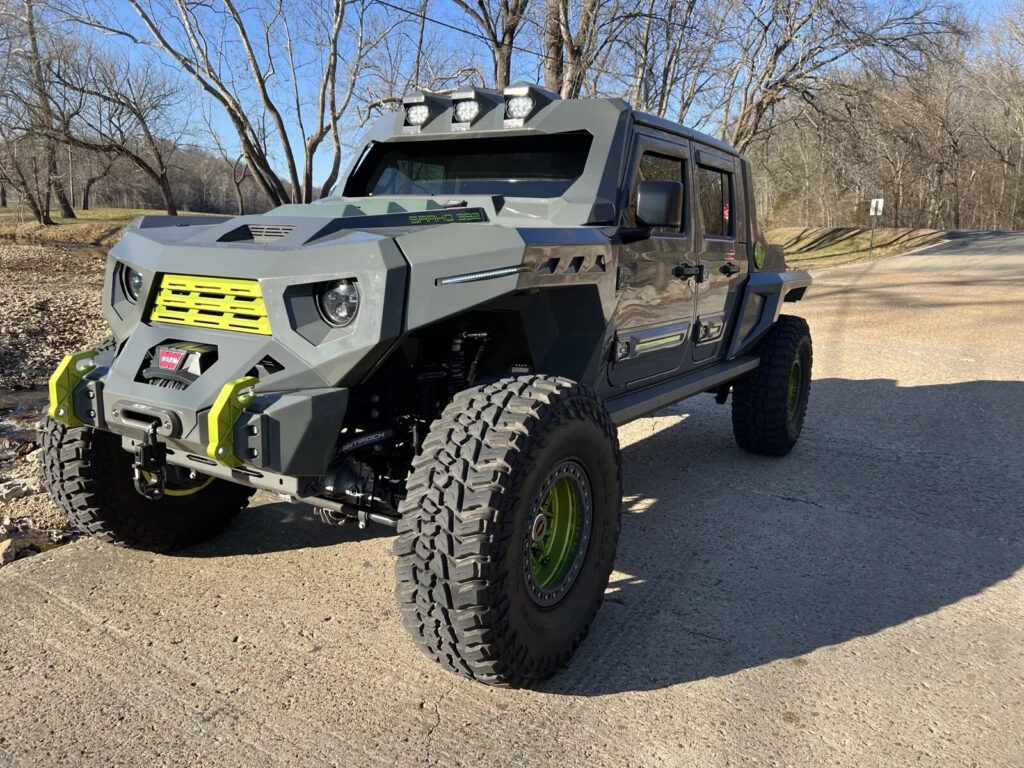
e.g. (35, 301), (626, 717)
(726, 270), (812, 359)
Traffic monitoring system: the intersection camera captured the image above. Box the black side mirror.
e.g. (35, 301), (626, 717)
(636, 180), (683, 229)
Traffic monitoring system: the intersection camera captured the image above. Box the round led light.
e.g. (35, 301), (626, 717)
(454, 99), (481, 123)
(405, 104), (431, 126)
(122, 266), (144, 303)
(318, 279), (359, 327)
(506, 95), (535, 120)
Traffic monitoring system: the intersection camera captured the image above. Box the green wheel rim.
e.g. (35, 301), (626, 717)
(524, 460), (593, 607)
(787, 360), (802, 413)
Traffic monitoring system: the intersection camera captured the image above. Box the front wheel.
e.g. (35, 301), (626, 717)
(731, 314), (813, 456)
(393, 375), (622, 687)
(40, 419), (255, 552)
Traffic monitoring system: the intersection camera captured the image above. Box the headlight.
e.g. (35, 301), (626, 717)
(122, 266), (144, 303)
(454, 99), (481, 123)
(506, 95), (535, 120)
(317, 279), (359, 327)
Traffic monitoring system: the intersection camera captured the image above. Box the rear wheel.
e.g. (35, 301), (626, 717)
(731, 314), (812, 456)
(393, 375), (622, 687)
(40, 419), (254, 552)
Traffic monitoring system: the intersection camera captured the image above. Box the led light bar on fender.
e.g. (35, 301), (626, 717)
(435, 264), (532, 286)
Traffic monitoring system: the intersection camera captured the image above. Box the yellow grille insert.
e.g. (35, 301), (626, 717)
(149, 274), (271, 335)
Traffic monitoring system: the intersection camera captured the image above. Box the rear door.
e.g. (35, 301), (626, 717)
(691, 146), (748, 362)
(608, 131), (696, 387)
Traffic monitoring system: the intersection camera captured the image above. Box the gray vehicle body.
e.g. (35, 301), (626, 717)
(59, 87), (809, 512)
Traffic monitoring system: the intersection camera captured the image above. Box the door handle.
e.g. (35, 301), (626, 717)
(673, 263), (705, 281)
(720, 262), (741, 276)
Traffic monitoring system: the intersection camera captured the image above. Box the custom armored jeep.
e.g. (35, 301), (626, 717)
(42, 84), (811, 687)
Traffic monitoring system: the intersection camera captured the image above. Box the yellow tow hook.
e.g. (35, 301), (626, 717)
(206, 376), (259, 467)
(47, 349), (98, 427)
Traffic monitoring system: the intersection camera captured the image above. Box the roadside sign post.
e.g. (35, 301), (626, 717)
(869, 198), (884, 259)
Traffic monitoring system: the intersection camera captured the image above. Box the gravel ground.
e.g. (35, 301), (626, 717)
(0, 244), (110, 561)
(0, 237), (1020, 767)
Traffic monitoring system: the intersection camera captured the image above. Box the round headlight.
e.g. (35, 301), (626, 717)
(318, 279), (359, 327)
(506, 95), (535, 120)
(122, 266), (144, 303)
(405, 104), (431, 126)
(454, 99), (481, 123)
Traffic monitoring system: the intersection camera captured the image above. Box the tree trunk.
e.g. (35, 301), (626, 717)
(233, 180), (245, 216)
(0, 182), (6, 208)
(81, 177), (97, 210)
(156, 173), (178, 216)
(543, 0), (563, 93)
(494, 43), (512, 90)
(50, 156), (76, 219)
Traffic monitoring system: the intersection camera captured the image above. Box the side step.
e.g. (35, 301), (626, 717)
(606, 356), (759, 425)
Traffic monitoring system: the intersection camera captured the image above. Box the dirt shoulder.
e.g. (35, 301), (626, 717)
(0, 243), (110, 556)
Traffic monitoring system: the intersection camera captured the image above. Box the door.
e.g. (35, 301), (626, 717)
(691, 146), (748, 363)
(609, 132), (696, 387)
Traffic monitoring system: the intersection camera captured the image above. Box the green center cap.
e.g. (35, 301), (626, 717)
(530, 475), (583, 590)
(787, 360), (802, 412)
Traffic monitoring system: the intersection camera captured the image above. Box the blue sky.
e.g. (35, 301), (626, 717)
(91, 0), (1015, 195)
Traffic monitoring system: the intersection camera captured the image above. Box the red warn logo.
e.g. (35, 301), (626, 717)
(157, 348), (185, 371)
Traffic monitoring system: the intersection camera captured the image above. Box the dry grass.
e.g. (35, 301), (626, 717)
(0, 207), (209, 247)
(766, 226), (945, 269)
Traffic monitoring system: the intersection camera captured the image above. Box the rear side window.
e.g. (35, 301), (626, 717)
(626, 152), (685, 233)
(697, 166), (733, 238)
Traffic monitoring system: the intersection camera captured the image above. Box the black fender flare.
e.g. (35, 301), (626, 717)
(726, 270), (812, 359)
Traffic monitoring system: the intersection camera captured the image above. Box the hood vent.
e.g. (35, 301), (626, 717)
(219, 223), (295, 243)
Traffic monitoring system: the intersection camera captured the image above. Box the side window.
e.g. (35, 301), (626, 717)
(697, 166), (733, 238)
(626, 151), (685, 233)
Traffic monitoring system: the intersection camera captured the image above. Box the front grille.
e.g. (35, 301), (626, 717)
(149, 274), (271, 335)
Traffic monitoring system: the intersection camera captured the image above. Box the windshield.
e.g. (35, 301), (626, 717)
(343, 131), (593, 198)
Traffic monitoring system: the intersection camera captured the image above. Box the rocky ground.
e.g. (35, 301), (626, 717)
(0, 243), (109, 565)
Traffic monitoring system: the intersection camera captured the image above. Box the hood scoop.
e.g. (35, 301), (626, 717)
(219, 223), (295, 243)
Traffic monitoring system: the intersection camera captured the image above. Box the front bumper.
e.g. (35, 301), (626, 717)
(49, 346), (349, 481)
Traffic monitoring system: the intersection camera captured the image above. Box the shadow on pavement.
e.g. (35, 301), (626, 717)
(176, 501), (389, 557)
(165, 377), (1023, 693)
(545, 377), (1024, 695)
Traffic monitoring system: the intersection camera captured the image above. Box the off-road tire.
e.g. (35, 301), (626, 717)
(40, 419), (254, 552)
(731, 314), (812, 456)
(393, 375), (622, 687)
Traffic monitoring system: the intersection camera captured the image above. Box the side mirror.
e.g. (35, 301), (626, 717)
(636, 180), (683, 230)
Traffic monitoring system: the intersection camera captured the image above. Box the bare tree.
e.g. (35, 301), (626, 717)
(62, 0), (398, 205)
(0, 0), (63, 223)
(451, 0), (531, 89)
(713, 0), (962, 152)
(51, 51), (186, 215)
(77, 150), (115, 210)
(541, 0), (636, 99)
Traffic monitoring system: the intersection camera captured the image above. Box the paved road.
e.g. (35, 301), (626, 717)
(2, 234), (1023, 767)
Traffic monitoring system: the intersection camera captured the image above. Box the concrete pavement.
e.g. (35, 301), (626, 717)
(1, 234), (1022, 767)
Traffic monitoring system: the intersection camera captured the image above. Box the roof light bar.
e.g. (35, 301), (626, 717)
(450, 87), (502, 131)
(502, 82), (559, 127)
(401, 91), (450, 131)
